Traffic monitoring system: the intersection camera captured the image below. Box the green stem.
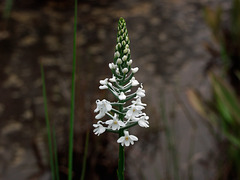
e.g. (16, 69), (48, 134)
(68, 0), (77, 179)
(117, 104), (125, 180)
(118, 129), (125, 180)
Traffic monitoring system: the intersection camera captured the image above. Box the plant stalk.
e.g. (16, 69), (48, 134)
(118, 129), (125, 180)
(117, 103), (125, 180)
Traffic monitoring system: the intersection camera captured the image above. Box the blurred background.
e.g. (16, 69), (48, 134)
(1, 0), (240, 179)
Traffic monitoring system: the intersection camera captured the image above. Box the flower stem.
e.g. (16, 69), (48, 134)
(118, 129), (125, 180)
(117, 103), (125, 180)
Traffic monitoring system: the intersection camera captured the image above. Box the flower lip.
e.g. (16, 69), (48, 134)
(119, 92), (126, 100)
(109, 76), (116, 82)
(100, 78), (108, 85)
(130, 77), (139, 86)
(137, 115), (149, 128)
(131, 67), (139, 73)
(93, 121), (106, 136)
(136, 86), (145, 98)
(99, 85), (108, 90)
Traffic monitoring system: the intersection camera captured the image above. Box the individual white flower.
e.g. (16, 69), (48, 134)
(137, 115), (149, 128)
(125, 104), (144, 120)
(122, 68), (128, 74)
(119, 92), (126, 100)
(130, 77), (139, 86)
(100, 78), (108, 85)
(109, 63), (117, 70)
(132, 97), (146, 106)
(117, 130), (138, 146)
(109, 76), (116, 82)
(122, 55), (128, 61)
(127, 59), (132, 66)
(93, 121), (106, 136)
(94, 99), (112, 119)
(136, 86), (145, 97)
(131, 67), (139, 73)
(114, 51), (120, 58)
(106, 114), (125, 130)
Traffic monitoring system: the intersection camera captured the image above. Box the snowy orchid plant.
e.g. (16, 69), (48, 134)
(93, 17), (149, 179)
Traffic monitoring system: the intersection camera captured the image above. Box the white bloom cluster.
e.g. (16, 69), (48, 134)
(93, 17), (149, 147)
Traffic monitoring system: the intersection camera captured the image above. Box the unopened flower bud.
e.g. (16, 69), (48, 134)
(122, 55), (127, 61)
(118, 43), (121, 48)
(116, 68), (120, 74)
(114, 51), (120, 58)
(122, 68), (128, 74)
(117, 58), (122, 64)
(109, 63), (117, 70)
(123, 48), (128, 54)
(127, 59), (132, 66)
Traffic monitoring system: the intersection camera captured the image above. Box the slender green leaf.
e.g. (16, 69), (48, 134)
(80, 131), (89, 180)
(41, 64), (55, 180)
(52, 125), (60, 180)
(68, 0), (78, 179)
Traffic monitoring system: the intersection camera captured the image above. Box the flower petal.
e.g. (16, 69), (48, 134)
(129, 135), (138, 141)
(117, 137), (125, 143)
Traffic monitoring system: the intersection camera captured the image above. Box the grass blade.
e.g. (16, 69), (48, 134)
(52, 125), (60, 180)
(3, 0), (13, 19)
(80, 131), (89, 180)
(68, 0), (78, 179)
(41, 64), (55, 180)
(160, 91), (180, 180)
